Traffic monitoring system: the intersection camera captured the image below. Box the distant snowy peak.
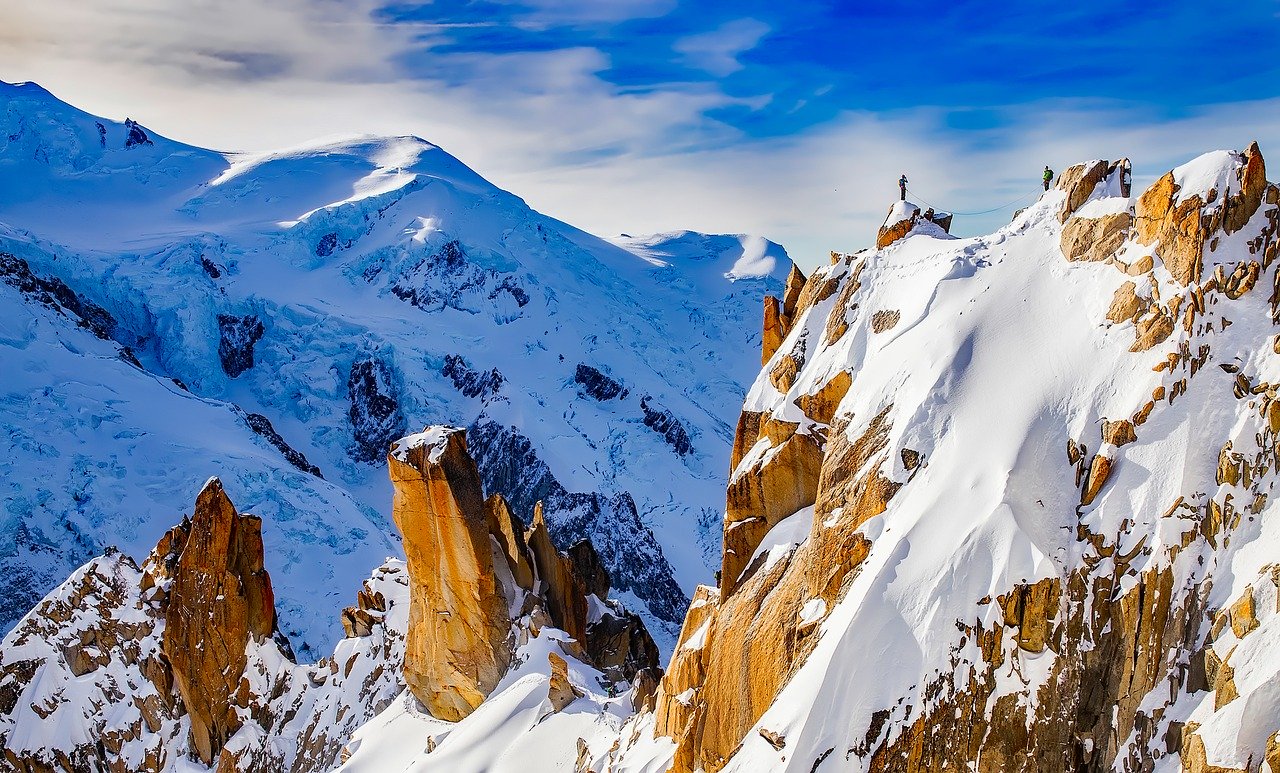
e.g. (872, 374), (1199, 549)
(0, 80), (792, 662)
(612, 231), (790, 282)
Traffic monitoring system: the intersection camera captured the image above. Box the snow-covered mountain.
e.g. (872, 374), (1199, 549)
(8, 79), (1278, 773)
(0, 80), (792, 655)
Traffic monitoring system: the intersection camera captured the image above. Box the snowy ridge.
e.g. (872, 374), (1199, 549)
(0, 81), (792, 655)
(586, 147), (1280, 771)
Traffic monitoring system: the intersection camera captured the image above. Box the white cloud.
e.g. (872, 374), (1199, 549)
(495, 0), (677, 28)
(1, 1), (1277, 271)
(673, 18), (771, 77)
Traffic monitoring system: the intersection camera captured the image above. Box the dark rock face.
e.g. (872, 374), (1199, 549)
(0, 252), (116, 340)
(199, 255), (222, 279)
(575, 364), (628, 401)
(95, 122), (106, 148)
(216, 314), (265, 378)
(123, 118), (152, 149)
(347, 358), (406, 463)
(315, 232), (351, 258)
(442, 354), (505, 400)
(466, 417), (689, 627)
(389, 240), (530, 323)
(640, 396), (694, 456)
(585, 602), (662, 685)
(241, 412), (323, 477)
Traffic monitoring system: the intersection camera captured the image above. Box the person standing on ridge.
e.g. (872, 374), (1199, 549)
(1043, 166), (1054, 191)
(899, 174), (908, 201)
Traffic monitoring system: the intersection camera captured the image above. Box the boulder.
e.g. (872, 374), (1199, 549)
(547, 651), (583, 712)
(1061, 211), (1132, 263)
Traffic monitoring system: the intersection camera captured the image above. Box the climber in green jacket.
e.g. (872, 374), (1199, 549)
(1043, 166), (1054, 191)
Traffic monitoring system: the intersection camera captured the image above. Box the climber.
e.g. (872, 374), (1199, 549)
(1042, 166), (1054, 191)
(898, 174), (908, 201)
(1120, 160), (1133, 197)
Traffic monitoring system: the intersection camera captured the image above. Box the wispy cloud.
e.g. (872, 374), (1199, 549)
(674, 18), (770, 77)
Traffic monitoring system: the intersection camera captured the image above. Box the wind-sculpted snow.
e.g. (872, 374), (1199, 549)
(0, 81), (789, 654)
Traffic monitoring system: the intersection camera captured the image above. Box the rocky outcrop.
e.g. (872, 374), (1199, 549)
(762, 265), (808, 364)
(0, 252), (117, 341)
(347, 357), (406, 463)
(216, 313), (265, 378)
(574, 363), (628, 400)
(388, 426), (661, 720)
(123, 118), (152, 149)
(388, 427), (514, 721)
(1135, 143), (1267, 286)
(465, 417), (689, 629)
(613, 149), (1280, 773)
(1057, 159), (1110, 222)
(158, 478), (277, 765)
(721, 420), (823, 595)
(442, 353), (505, 400)
(240, 411), (323, 477)
(1061, 211), (1132, 262)
(876, 202), (953, 249)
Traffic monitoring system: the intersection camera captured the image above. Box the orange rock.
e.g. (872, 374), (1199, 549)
(526, 503), (590, 644)
(794, 371), (853, 426)
(1081, 454), (1112, 506)
(388, 428), (513, 721)
(160, 478), (277, 766)
(1061, 212), (1132, 263)
(1135, 172), (1207, 286)
(1106, 281), (1143, 323)
(1057, 160), (1111, 222)
(762, 296), (784, 365)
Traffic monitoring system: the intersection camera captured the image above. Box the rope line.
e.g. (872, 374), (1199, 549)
(904, 187), (1043, 217)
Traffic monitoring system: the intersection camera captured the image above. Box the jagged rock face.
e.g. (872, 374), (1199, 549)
(1136, 144), (1267, 286)
(575, 363), (629, 400)
(876, 202), (953, 249)
(0, 481), (413, 773)
(348, 357), (407, 463)
(1061, 211), (1132, 262)
(467, 417), (689, 631)
(160, 478), (277, 765)
(1057, 159), (1111, 222)
(388, 427), (513, 721)
(216, 313), (265, 378)
(387, 426), (660, 718)
(721, 420), (823, 595)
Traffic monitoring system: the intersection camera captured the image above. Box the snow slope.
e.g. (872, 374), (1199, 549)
(589, 148), (1280, 771)
(0, 80), (790, 655)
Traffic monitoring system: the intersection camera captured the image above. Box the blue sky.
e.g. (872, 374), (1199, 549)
(3, 0), (1280, 265)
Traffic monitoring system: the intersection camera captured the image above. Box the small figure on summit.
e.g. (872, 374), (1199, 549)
(1042, 165), (1054, 191)
(898, 174), (908, 201)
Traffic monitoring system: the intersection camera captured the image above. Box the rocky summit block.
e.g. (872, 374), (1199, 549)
(157, 477), (278, 766)
(388, 426), (514, 722)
